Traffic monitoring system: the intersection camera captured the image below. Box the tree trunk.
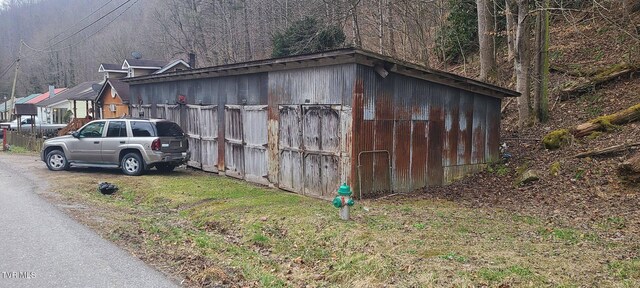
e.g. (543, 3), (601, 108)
(515, 0), (531, 128)
(477, 0), (496, 82)
(387, 0), (396, 56)
(505, 0), (516, 62)
(243, 0), (252, 61)
(559, 63), (639, 100)
(619, 152), (640, 183)
(378, 0), (384, 54)
(533, 0), (549, 123)
(351, 1), (362, 48)
(573, 104), (640, 137)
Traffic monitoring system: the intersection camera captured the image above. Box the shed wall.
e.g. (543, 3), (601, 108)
(353, 65), (501, 197)
(129, 64), (356, 199)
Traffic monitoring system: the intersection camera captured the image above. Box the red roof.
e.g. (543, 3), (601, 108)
(26, 88), (67, 104)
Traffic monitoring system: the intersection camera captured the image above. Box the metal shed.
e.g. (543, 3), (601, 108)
(124, 49), (518, 199)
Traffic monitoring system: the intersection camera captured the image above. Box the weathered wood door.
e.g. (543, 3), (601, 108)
(224, 105), (244, 179)
(200, 105), (218, 172)
(186, 105), (202, 169)
(243, 105), (269, 185)
(155, 104), (166, 119)
(278, 105), (304, 193)
(302, 105), (341, 198)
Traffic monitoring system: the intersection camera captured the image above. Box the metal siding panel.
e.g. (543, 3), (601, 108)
(393, 76), (414, 120)
(443, 89), (460, 167)
(458, 91), (474, 165)
(412, 81), (430, 121)
(394, 120), (412, 192)
(372, 120), (393, 195)
(411, 120), (428, 189)
(267, 64), (355, 105)
(427, 87), (445, 186)
(472, 96), (487, 164)
(485, 97), (501, 162)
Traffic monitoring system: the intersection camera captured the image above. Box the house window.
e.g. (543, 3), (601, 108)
(52, 108), (68, 124)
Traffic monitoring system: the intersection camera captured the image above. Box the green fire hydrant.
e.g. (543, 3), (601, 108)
(332, 183), (355, 220)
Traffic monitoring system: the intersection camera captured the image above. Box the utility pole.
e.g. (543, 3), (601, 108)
(8, 41), (22, 121)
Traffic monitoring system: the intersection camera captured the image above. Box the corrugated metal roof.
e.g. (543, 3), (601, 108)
(15, 94), (40, 104)
(37, 81), (101, 106)
(26, 88), (67, 104)
(123, 48), (519, 99)
(123, 59), (167, 68)
(100, 63), (125, 71)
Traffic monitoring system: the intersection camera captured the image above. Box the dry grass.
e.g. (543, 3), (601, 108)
(44, 167), (640, 287)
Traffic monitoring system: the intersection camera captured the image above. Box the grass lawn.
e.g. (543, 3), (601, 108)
(50, 169), (639, 287)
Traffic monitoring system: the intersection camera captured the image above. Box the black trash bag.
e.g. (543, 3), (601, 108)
(98, 182), (118, 195)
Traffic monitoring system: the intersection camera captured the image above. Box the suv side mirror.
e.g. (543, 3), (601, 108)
(72, 131), (79, 138)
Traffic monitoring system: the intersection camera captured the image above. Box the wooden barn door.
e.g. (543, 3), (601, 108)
(242, 106), (269, 185)
(278, 105), (304, 193)
(186, 105), (202, 169)
(224, 105), (244, 179)
(200, 105), (218, 172)
(155, 104), (166, 119)
(302, 105), (341, 198)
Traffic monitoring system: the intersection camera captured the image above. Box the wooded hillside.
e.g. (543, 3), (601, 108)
(0, 0), (638, 121)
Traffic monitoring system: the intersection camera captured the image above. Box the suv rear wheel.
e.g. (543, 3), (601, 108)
(46, 150), (70, 171)
(121, 152), (145, 176)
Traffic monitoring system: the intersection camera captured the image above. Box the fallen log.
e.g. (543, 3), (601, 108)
(558, 63), (639, 101)
(574, 142), (640, 158)
(573, 103), (640, 138)
(618, 152), (640, 183)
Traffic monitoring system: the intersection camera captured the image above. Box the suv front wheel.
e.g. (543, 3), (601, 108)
(46, 150), (70, 171)
(121, 152), (145, 176)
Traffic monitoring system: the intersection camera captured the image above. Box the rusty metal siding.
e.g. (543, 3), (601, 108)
(354, 65), (503, 195)
(442, 86), (460, 168)
(457, 91), (474, 165)
(427, 85), (445, 186)
(485, 97), (501, 162)
(471, 95), (488, 164)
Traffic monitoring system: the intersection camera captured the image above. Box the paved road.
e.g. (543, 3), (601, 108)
(0, 155), (178, 288)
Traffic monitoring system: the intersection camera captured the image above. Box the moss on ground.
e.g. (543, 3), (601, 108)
(543, 129), (572, 150)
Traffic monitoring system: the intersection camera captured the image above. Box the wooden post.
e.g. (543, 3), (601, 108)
(73, 100), (77, 122)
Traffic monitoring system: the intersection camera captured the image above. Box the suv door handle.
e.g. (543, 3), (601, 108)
(120, 141), (126, 144)
(93, 141), (100, 144)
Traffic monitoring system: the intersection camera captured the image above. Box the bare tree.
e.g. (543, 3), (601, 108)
(477, 0), (496, 82)
(514, 0), (531, 128)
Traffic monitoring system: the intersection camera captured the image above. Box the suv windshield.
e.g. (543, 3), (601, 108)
(155, 121), (184, 137)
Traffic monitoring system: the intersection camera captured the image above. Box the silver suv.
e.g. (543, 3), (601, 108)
(41, 119), (190, 175)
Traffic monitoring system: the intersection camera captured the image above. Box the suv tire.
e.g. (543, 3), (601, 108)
(121, 152), (145, 176)
(46, 150), (70, 171)
(156, 163), (176, 173)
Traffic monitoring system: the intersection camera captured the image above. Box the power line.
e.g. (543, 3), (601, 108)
(21, 0), (141, 55)
(47, 0), (134, 48)
(22, 0), (138, 54)
(0, 59), (17, 80)
(48, 0), (117, 43)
